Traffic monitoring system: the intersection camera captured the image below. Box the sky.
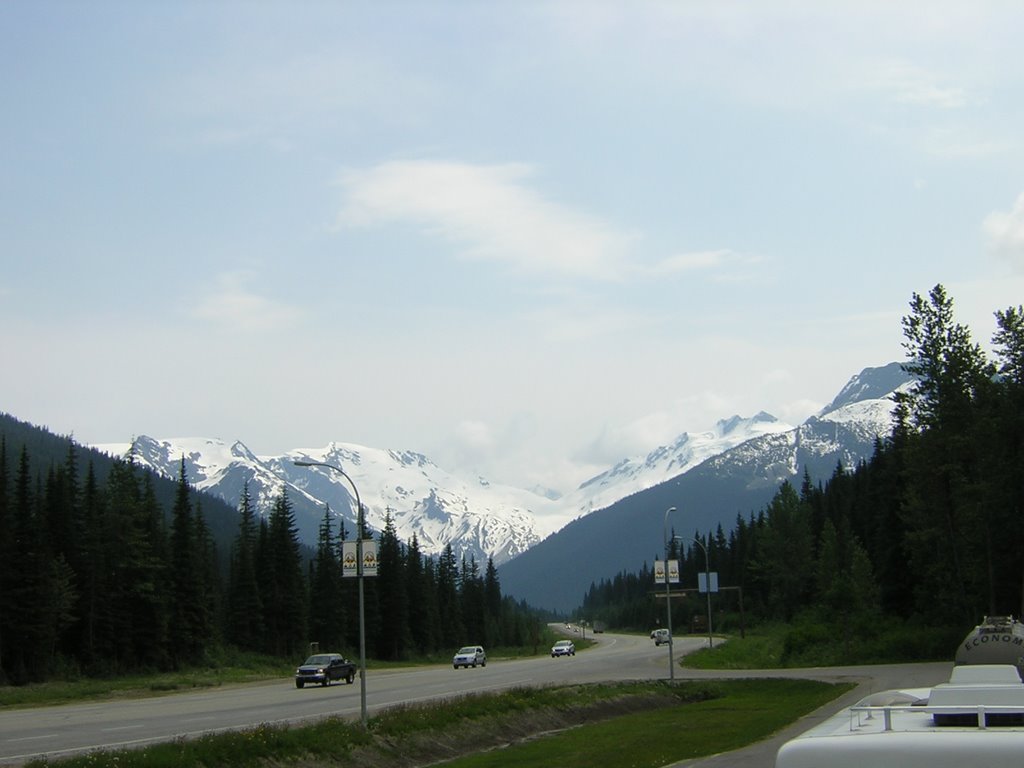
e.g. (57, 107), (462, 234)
(3, 1), (1024, 495)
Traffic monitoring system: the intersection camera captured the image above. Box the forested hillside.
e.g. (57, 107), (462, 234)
(581, 286), (1024, 662)
(0, 419), (541, 685)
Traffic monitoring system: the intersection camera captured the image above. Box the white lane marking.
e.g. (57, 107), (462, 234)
(8, 733), (61, 743)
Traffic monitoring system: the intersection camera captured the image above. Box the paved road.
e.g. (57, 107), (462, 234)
(0, 631), (952, 767)
(0, 630), (696, 765)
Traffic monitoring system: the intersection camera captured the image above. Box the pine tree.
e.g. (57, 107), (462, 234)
(405, 535), (439, 654)
(436, 544), (463, 647)
(226, 481), (264, 649)
(307, 505), (344, 652)
(261, 488), (306, 658)
(749, 482), (813, 621)
(0, 437), (11, 682)
(168, 458), (205, 665)
(896, 285), (993, 623)
(459, 556), (485, 644)
(374, 511), (409, 660)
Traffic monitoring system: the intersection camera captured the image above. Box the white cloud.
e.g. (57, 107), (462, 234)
(860, 59), (968, 109)
(983, 193), (1024, 269)
(189, 271), (303, 331)
(454, 420), (495, 452)
(648, 250), (734, 274)
(335, 160), (638, 281)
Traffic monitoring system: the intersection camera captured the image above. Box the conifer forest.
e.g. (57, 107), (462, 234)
(0, 441), (540, 685)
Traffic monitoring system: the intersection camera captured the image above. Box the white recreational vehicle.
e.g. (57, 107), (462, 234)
(775, 616), (1024, 767)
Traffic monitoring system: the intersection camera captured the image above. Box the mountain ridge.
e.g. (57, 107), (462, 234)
(91, 362), (911, 600)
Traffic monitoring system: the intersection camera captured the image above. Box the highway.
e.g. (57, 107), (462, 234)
(0, 630), (693, 765)
(0, 630), (952, 766)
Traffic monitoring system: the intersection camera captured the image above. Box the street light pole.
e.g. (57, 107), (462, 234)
(689, 535), (714, 649)
(664, 506), (677, 681)
(293, 460), (368, 728)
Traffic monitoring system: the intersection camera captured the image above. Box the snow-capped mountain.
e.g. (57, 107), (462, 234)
(95, 437), (558, 566)
(92, 363), (911, 574)
(497, 362), (914, 611)
(572, 411), (794, 513)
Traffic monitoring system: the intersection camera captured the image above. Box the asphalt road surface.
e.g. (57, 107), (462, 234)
(0, 630), (952, 767)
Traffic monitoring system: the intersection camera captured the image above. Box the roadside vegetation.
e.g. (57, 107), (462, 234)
(680, 620), (962, 670)
(23, 678), (849, 768)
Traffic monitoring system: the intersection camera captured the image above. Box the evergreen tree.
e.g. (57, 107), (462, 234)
(260, 488), (306, 657)
(226, 481), (264, 649)
(168, 458), (204, 665)
(749, 482), (813, 621)
(459, 555), (485, 644)
(436, 544), (463, 647)
(76, 460), (106, 669)
(123, 471), (168, 668)
(374, 511), (410, 659)
(896, 285), (993, 623)
(192, 500), (218, 648)
(0, 437), (11, 682)
(405, 535), (439, 654)
(307, 505), (344, 652)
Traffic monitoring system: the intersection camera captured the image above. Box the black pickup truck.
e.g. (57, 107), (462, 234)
(295, 653), (357, 688)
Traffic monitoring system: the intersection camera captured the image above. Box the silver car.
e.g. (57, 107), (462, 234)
(452, 645), (487, 669)
(551, 639), (575, 657)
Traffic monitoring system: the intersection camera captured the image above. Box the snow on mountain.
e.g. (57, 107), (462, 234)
(93, 437), (559, 566)
(566, 411), (794, 515)
(91, 363), (911, 572)
(496, 363), (914, 612)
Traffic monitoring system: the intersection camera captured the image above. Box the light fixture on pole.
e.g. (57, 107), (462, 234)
(688, 535), (714, 650)
(293, 459), (369, 728)
(663, 506), (677, 681)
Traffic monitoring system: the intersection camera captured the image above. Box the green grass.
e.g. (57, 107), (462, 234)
(680, 618), (963, 670)
(0, 653), (295, 708)
(22, 679), (848, 768)
(436, 679), (846, 768)
(680, 625), (788, 669)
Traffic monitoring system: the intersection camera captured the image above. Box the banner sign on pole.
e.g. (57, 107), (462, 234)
(654, 559), (680, 584)
(342, 540), (378, 577)
(342, 541), (358, 578)
(361, 540), (378, 577)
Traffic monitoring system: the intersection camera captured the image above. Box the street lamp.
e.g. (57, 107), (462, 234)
(663, 506), (677, 681)
(687, 535), (714, 650)
(293, 460), (368, 728)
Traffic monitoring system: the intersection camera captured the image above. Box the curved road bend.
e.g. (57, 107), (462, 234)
(0, 629), (950, 767)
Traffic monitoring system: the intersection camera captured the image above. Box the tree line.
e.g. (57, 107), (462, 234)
(0, 445), (542, 685)
(582, 285), (1024, 659)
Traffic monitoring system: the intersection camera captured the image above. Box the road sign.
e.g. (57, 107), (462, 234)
(698, 571), (719, 593)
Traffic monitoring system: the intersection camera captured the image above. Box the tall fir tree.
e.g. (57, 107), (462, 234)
(226, 481), (264, 649)
(260, 488), (306, 658)
(307, 505), (344, 652)
(374, 511), (410, 660)
(168, 458), (205, 665)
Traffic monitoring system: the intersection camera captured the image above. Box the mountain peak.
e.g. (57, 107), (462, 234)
(821, 362), (912, 415)
(717, 411), (778, 436)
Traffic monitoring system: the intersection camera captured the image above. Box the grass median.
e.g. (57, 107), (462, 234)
(24, 677), (850, 768)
